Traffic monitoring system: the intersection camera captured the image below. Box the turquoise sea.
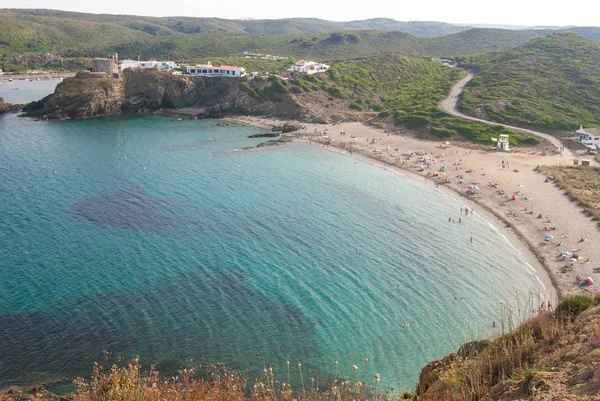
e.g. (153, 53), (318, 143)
(0, 111), (545, 391)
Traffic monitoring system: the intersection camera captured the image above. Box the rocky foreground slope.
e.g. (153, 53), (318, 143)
(418, 300), (600, 401)
(23, 69), (321, 122)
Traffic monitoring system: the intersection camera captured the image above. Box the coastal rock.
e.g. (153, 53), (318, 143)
(23, 76), (124, 120)
(272, 122), (302, 133)
(417, 353), (455, 396)
(457, 339), (491, 359)
(0, 97), (23, 115)
(417, 305), (600, 401)
(120, 69), (307, 120)
(255, 136), (294, 148)
(248, 132), (281, 138)
(23, 69), (313, 121)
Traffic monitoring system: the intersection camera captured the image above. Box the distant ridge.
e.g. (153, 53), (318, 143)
(1, 9), (471, 37)
(2, 8), (600, 71)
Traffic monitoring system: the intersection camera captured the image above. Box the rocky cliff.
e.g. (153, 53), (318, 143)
(23, 74), (124, 120)
(23, 69), (317, 121)
(0, 97), (22, 115)
(417, 301), (600, 401)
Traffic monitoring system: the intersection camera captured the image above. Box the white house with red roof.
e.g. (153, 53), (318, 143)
(289, 60), (330, 74)
(186, 62), (246, 77)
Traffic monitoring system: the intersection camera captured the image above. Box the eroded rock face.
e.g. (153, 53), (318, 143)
(0, 97), (23, 115)
(23, 76), (124, 120)
(417, 306), (600, 401)
(23, 69), (312, 121)
(457, 339), (491, 359)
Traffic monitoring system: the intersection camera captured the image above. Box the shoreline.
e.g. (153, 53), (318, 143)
(226, 116), (600, 301)
(300, 138), (557, 302)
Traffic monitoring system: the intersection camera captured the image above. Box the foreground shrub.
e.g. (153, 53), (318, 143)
(555, 295), (594, 320)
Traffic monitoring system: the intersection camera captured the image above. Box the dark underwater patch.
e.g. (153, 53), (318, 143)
(71, 185), (177, 234)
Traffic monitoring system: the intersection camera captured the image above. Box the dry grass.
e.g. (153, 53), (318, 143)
(69, 354), (407, 401)
(418, 295), (599, 401)
(539, 165), (600, 221)
(4, 298), (599, 401)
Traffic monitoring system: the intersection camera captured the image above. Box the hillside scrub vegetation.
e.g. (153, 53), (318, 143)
(458, 33), (600, 132)
(309, 55), (538, 145)
(418, 295), (600, 400)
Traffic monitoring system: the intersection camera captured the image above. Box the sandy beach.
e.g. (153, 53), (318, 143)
(226, 115), (600, 301)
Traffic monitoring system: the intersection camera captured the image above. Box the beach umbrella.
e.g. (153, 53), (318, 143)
(562, 251), (572, 257)
(545, 235), (554, 240)
(569, 258), (577, 263)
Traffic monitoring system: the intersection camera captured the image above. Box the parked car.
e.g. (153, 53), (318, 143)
(588, 147), (597, 155)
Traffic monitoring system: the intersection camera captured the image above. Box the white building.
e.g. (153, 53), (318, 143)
(289, 60), (330, 74)
(119, 60), (178, 71)
(576, 126), (600, 146)
(186, 62), (246, 77)
(497, 134), (510, 151)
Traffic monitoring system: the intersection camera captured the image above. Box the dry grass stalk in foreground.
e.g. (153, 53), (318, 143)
(418, 295), (600, 401)
(71, 357), (406, 401)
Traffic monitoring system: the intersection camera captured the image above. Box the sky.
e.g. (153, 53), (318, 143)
(0, 0), (597, 27)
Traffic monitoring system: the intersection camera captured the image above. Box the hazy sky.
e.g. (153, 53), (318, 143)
(1, 0), (596, 27)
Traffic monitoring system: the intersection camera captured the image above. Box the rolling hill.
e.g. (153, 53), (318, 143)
(51, 29), (546, 63)
(457, 33), (600, 131)
(2, 9), (470, 37)
(0, 10), (155, 57)
(3, 8), (600, 70)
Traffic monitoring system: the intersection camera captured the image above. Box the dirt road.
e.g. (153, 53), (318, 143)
(439, 72), (578, 160)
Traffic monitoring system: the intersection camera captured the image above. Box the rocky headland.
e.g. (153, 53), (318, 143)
(23, 69), (321, 122)
(0, 97), (23, 115)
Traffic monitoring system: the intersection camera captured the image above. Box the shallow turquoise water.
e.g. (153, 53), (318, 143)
(0, 113), (544, 390)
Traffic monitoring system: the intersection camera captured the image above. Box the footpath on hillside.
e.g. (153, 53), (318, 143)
(438, 71), (583, 162)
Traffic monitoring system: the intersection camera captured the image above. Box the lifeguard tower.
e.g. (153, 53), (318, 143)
(497, 134), (510, 151)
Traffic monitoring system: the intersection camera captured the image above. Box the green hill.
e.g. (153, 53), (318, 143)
(3, 9), (600, 70)
(527, 26), (600, 41)
(0, 10), (155, 57)
(4, 9), (470, 37)
(419, 28), (540, 57)
(457, 33), (600, 131)
(55, 29), (547, 64)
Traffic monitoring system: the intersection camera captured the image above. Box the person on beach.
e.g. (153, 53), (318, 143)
(449, 217), (451, 222)
(470, 236), (473, 243)
(459, 217), (462, 224)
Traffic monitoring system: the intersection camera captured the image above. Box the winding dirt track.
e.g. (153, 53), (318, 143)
(439, 72), (576, 160)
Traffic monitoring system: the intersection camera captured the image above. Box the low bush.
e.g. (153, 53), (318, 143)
(555, 295), (594, 320)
